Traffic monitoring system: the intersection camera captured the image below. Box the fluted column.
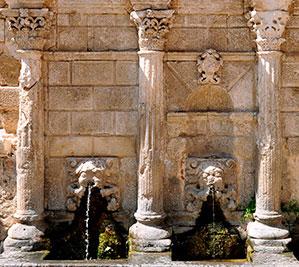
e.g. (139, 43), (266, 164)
(247, 0), (292, 253)
(129, 9), (174, 252)
(2, 7), (52, 256)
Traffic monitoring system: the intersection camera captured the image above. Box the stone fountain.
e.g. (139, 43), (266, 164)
(0, 0), (298, 265)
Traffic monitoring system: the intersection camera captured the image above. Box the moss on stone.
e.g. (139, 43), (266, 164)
(173, 222), (246, 260)
(97, 223), (124, 259)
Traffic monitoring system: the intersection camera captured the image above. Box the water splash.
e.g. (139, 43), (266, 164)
(85, 185), (92, 260)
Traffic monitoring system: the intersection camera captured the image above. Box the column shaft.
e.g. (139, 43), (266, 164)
(15, 52), (44, 222)
(3, 51), (48, 255)
(135, 51), (166, 222)
(255, 52), (282, 221)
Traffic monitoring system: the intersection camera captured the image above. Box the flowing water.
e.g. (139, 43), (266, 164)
(85, 185), (92, 260)
(211, 186), (216, 259)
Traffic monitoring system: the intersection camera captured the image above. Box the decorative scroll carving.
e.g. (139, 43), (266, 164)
(130, 9), (175, 51)
(2, 8), (53, 50)
(66, 158), (120, 213)
(184, 157), (237, 219)
(197, 49), (223, 84)
(7, 9), (46, 31)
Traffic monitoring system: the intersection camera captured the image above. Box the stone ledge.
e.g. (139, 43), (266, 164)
(43, 52), (256, 62)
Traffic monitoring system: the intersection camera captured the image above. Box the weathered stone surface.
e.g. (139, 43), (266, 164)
(93, 136), (136, 157)
(48, 62), (71, 86)
(0, 54), (21, 86)
(72, 61), (114, 85)
(49, 136), (93, 157)
(45, 158), (67, 210)
(47, 111), (71, 135)
(49, 87), (93, 110)
(58, 27), (88, 51)
(93, 87), (138, 111)
(115, 61), (138, 86)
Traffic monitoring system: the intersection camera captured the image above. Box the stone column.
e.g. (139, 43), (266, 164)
(129, 9), (174, 252)
(247, 0), (292, 253)
(2, 8), (52, 256)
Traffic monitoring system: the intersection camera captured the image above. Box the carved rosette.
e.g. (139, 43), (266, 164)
(247, 0), (293, 51)
(2, 8), (53, 50)
(65, 158), (120, 213)
(197, 49), (223, 84)
(184, 158), (237, 219)
(130, 9), (175, 51)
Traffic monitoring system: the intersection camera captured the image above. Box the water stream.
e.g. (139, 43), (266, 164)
(85, 185), (92, 260)
(211, 186), (216, 259)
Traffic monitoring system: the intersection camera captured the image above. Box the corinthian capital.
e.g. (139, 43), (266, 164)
(1, 8), (53, 51)
(247, 0), (293, 51)
(130, 9), (175, 51)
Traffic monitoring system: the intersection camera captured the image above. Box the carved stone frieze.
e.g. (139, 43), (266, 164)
(197, 49), (223, 84)
(184, 157), (237, 219)
(130, 9), (175, 51)
(1, 8), (53, 50)
(65, 158), (120, 213)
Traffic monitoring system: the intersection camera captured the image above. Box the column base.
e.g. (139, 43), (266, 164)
(129, 222), (171, 252)
(247, 221), (291, 253)
(2, 223), (50, 256)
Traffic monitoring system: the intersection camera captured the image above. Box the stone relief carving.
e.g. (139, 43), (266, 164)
(184, 157), (237, 219)
(197, 49), (223, 84)
(248, 10), (289, 51)
(7, 9), (46, 32)
(65, 158), (120, 213)
(130, 9), (175, 51)
(1, 8), (53, 50)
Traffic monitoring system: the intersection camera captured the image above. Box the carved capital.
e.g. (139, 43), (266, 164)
(2, 8), (53, 50)
(247, 0), (293, 51)
(197, 49), (223, 84)
(130, 9), (175, 51)
(18, 50), (42, 90)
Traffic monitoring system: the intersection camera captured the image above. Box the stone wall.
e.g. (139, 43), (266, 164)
(44, 52), (138, 227)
